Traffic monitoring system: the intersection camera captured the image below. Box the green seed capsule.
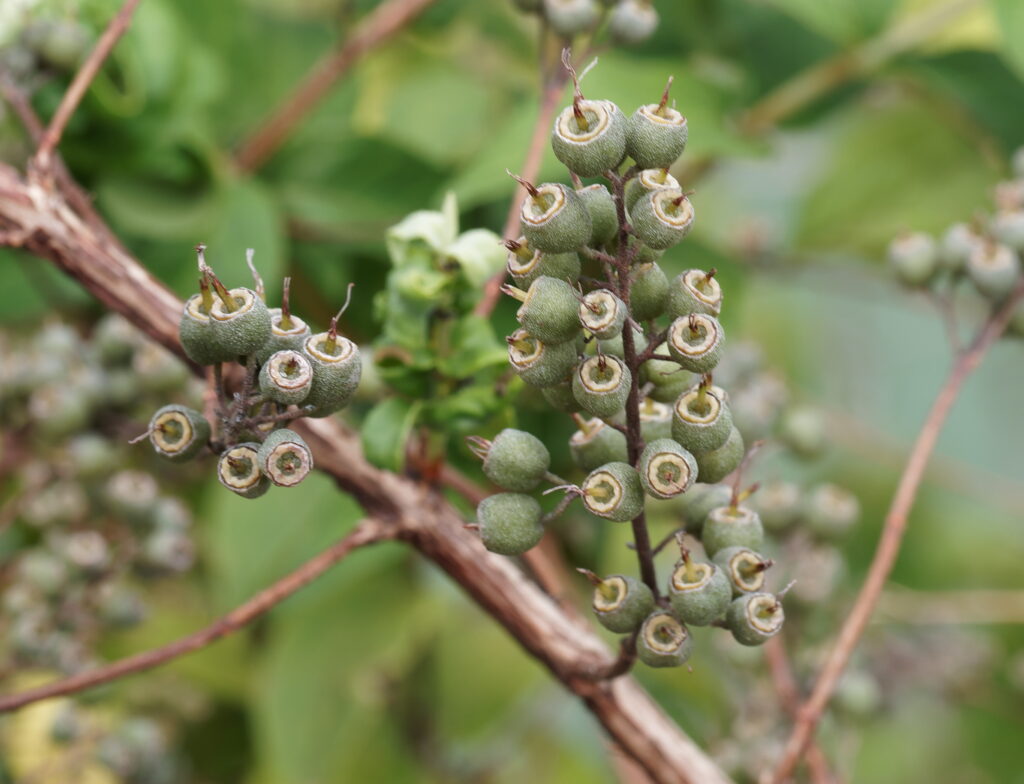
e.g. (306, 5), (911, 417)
(579, 289), (626, 339)
(595, 322), (646, 360)
(626, 103), (688, 170)
(476, 492), (544, 555)
(637, 611), (692, 667)
(302, 332), (362, 417)
(642, 357), (690, 404)
(991, 210), (1024, 251)
(590, 573), (655, 633)
(666, 314), (724, 373)
(543, 0), (599, 35)
(625, 168), (679, 211)
(572, 355), (631, 417)
(803, 483), (859, 539)
(507, 239), (581, 289)
(672, 385), (732, 453)
(939, 222), (981, 275)
(179, 294), (223, 366)
(578, 184), (618, 246)
(209, 288), (272, 359)
(569, 418), (628, 471)
(693, 426), (744, 484)
(639, 438), (697, 499)
(888, 232), (938, 288)
(727, 592), (784, 646)
(217, 443), (271, 499)
(630, 189), (694, 250)
(255, 309), (312, 363)
(668, 557), (731, 626)
(551, 100), (627, 177)
(259, 349), (313, 405)
(507, 329), (578, 388)
(667, 268), (722, 317)
(713, 545), (771, 596)
(778, 404), (826, 459)
(148, 404), (210, 462)
(257, 428), (314, 487)
(639, 399), (673, 442)
(516, 277), (581, 344)
(481, 428), (550, 492)
(609, 0), (659, 43)
(521, 183), (592, 253)
(630, 262), (669, 321)
(967, 242), (1021, 299)
(678, 482), (732, 536)
(581, 461), (644, 521)
(749, 480), (801, 532)
(703, 506), (764, 558)
(541, 378), (579, 412)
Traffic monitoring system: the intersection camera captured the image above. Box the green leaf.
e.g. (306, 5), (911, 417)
(361, 397), (422, 472)
(757, 0), (893, 43)
(445, 228), (505, 288)
(207, 179), (286, 299)
(436, 315), (507, 379)
(989, 0), (1024, 79)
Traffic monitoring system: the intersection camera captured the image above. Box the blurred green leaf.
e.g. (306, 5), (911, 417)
(362, 397), (422, 472)
(989, 0), (1024, 80)
(757, 0), (893, 43)
(436, 315), (506, 379)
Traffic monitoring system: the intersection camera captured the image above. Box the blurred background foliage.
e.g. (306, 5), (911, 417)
(2, 0), (1024, 782)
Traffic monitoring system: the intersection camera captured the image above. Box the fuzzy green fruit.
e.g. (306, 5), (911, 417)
(625, 169), (679, 211)
(630, 262), (669, 321)
(179, 294), (223, 366)
(540, 378), (579, 412)
(209, 288), (272, 359)
(967, 242), (1021, 299)
(803, 483), (860, 539)
(148, 404), (210, 462)
(609, 0), (659, 43)
(939, 222), (981, 275)
(476, 493), (544, 556)
(991, 210), (1024, 251)
(630, 189), (694, 250)
(481, 428), (550, 492)
(506, 239), (581, 289)
(543, 0), (599, 35)
(579, 289), (626, 339)
(693, 426), (744, 484)
(703, 506), (764, 557)
(642, 357), (690, 404)
(638, 438), (697, 499)
(713, 545), (771, 596)
(507, 329), (578, 388)
(569, 418), (628, 471)
(578, 184), (618, 246)
(257, 428), (314, 487)
(521, 183), (592, 253)
(256, 309), (311, 363)
(727, 592), (784, 646)
(672, 385), (732, 453)
(637, 611), (692, 667)
(888, 232), (938, 288)
(551, 100), (627, 177)
(515, 276), (581, 344)
(595, 322), (646, 360)
(666, 313), (724, 373)
(572, 355), (631, 417)
(668, 557), (731, 626)
(581, 461), (644, 521)
(626, 103), (688, 170)
(259, 349), (313, 405)
(677, 483), (731, 536)
(639, 399), (672, 442)
(591, 574), (655, 633)
(217, 443), (271, 499)
(749, 480), (801, 532)
(302, 332), (362, 417)
(667, 268), (722, 317)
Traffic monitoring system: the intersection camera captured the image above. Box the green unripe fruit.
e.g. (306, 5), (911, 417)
(579, 289), (626, 339)
(515, 277), (581, 344)
(703, 506), (764, 557)
(643, 357), (690, 404)
(639, 399), (673, 442)
(595, 323), (646, 360)
(630, 189), (694, 250)
(668, 557), (731, 626)
(626, 103), (688, 170)
(209, 288), (272, 359)
(551, 100), (627, 177)
(132, 343), (188, 394)
(666, 313), (724, 373)
(939, 222), (981, 275)
(259, 350), (313, 405)
(803, 483), (860, 539)
(104, 470), (158, 524)
(677, 482), (732, 536)
(256, 309), (312, 363)
(507, 329), (578, 388)
(727, 592), (784, 646)
(303, 332), (362, 416)
(217, 442), (271, 499)
(667, 268), (722, 317)
(540, 378), (579, 412)
(572, 355), (631, 417)
(967, 242), (1021, 299)
(714, 545), (771, 596)
(543, 0), (599, 35)
(693, 426), (745, 484)
(581, 461), (644, 521)
(638, 438), (697, 499)
(888, 232), (938, 287)
(93, 313), (140, 365)
(730, 374), (787, 440)
(179, 294), (223, 366)
(476, 493), (544, 556)
(590, 574), (655, 633)
(257, 428), (314, 487)
(521, 183), (592, 253)
(609, 0), (659, 44)
(778, 404), (826, 459)
(478, 428), (550, 492)
(506, 239), (581, 289)
(569, 418), (628, 471)
(991, 210), (1024, 251)
(637, 611), (692, 667)
(578, 184), (618, 246)
(630, 262), (669, 321)
(18, 550), (69, 596)
(672, 385), (732, 453)
(148, 404), (210, 462)
(625, 169), (679, 211)
(62, 531), (111, 577)
(749, 480), (801, 532)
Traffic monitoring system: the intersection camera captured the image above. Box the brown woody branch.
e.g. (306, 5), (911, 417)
(0, 160), (732, 784)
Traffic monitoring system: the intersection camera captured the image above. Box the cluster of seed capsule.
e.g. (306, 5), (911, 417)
(469, 65), (790, 667)
(888, 146), (1024, 333)
(149, 246), (362, 498)
(511, 0), (659, 45)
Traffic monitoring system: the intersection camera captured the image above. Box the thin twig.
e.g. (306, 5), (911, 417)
(0, 519), (391, 712)
(33, 0), (143, 173)
(768, 281), (1024, 783)
(235, 0), (439, 172)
